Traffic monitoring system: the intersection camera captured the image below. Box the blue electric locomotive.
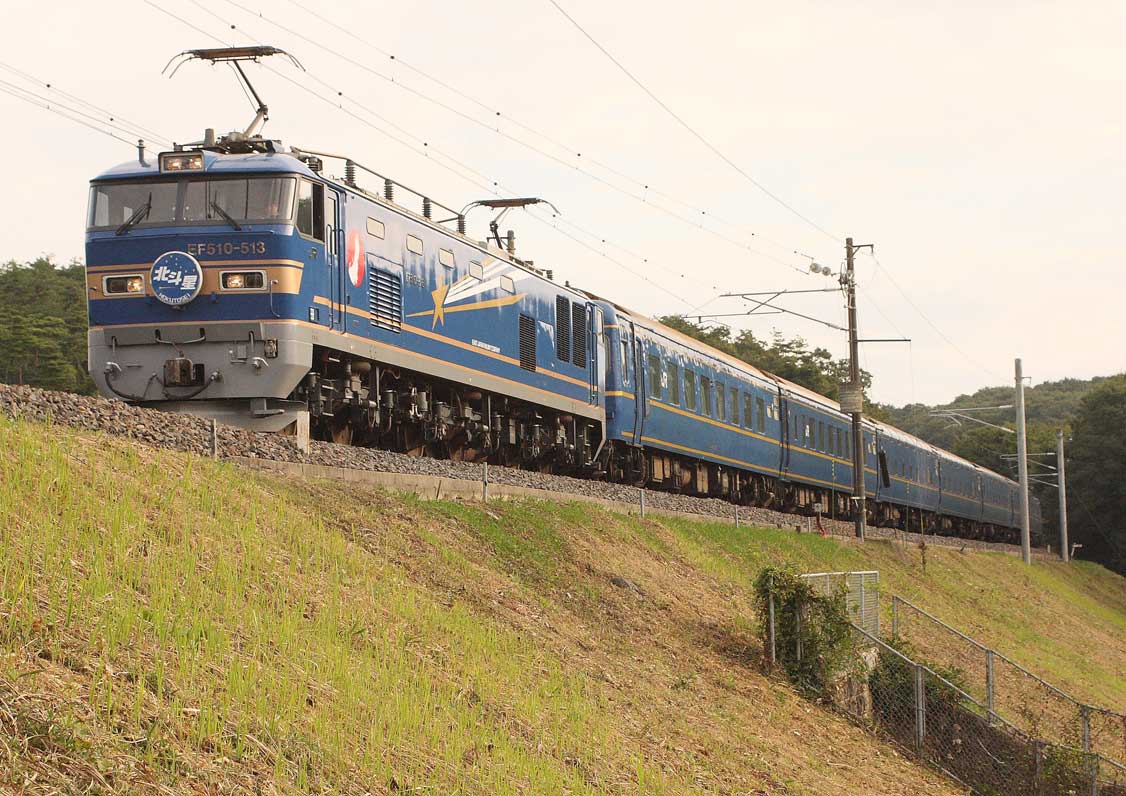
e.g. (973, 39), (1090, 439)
(85, 47), (1039, 543)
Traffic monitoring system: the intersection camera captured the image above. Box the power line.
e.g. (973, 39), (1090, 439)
(0, 60), (173, 145)
(867, 252), (1005, 382)
(547, 0), (842, 244)
(0, 83), (148, 149)
(274, 0), (813, 263)
(0, 77), (171, 147)
(207, 0), (814, 280)
(144, 0), (699, 310)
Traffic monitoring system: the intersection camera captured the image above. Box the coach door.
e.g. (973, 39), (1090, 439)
(779, 391), (793, 479)
(630, 322), (645, 442)
(589, 305), (606, 405)
(325, 190), (344, 331)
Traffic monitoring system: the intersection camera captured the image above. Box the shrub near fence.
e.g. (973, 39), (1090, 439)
(759, 574), (1126, 795)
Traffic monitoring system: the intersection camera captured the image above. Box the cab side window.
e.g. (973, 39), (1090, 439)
(296, 180), (325, 241)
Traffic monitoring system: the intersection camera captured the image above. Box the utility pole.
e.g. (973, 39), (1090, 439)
(844, 238), (869, 541)
(1057, 429), (1069, 563)
(703, 237), (900, 544)
(1014, 358), (1031, 565)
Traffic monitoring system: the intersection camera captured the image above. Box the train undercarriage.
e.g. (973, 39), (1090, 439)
(295, 346), (601, 474)
(292, 346), (1018, 546)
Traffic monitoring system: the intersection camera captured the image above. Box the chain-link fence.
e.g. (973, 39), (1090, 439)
(761, 576), (1126, 795)
(891, 596), (1126, 765)
(800, 571), (879, 637)
(854, 626), (1126, 795)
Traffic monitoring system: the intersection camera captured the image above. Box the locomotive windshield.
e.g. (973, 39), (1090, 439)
(87, 176), (297, 230)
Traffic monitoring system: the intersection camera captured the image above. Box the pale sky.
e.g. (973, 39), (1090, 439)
(2, 0), (1122, 406)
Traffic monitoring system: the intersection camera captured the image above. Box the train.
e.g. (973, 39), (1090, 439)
(84, 47), (1041, 544)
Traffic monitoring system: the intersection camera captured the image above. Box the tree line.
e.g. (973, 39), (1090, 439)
(0, 258), (93, 394)
(0, 260), (1120, 573)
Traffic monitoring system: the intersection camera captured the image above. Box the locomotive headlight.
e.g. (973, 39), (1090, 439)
(104, 274), (145, 294)
(221, 271), (265, 290)
(160, 152), (204, 172)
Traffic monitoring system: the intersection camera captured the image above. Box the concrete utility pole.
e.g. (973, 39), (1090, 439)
(845, 238), (866, 541)
(1057, 429), (1069, 563)
(1014, 358), (1032, 565)
(704, 238), (901, 544)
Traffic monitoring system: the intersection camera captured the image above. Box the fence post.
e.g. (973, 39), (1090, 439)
(986, 649), (995, 725)
(734, 504), (740, 528)
(210, 418), (218, 458)
(768, 574), (776, 667)
(891, 596), (899, 637)
(1034, 741), (1043, 796)
(1081, 705), (1091, 753)
(795, 600), (803, 663)
(482, 461), (489, 502)
(858, 575), (865, 627)
(873, 574), (880, 637)
(639, 488), (646, 518)
(1089, 752), (1099, 796)
(914, 664), (926, 756)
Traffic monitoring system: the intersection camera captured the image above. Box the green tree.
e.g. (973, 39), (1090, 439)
(1066, 375), (1126, 573)
(0, 257), (93, 394)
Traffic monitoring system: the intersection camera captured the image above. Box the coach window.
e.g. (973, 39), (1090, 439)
(729, 387), (739, 425)
(715, 381), (726, 422)
(701, 377), (713, 417)
(648, 354), (662, 399)
(620, 338), (630, 384)
(407, 235), (424, 256)
(439, 248), (455, 268)
(366, 217), (385, 239)
(684, 370), (697, 411)
(818, 421), (825, 452)
(756, 397), (766, 433)
(468, 260), (484, 279)
(743, 393), (754, 430)
(667, 362), (680, 405)
(296, 180), (324, 241)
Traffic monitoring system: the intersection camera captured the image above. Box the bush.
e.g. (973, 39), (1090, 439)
(753, 567), (859, 693)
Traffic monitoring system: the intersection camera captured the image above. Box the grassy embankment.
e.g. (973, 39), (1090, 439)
(1, 415), (1123, 794)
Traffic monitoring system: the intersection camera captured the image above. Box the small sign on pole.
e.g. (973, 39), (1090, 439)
(839, 382), (864, 415)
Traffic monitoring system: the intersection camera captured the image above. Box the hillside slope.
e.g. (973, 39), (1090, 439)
(1, 417), (1123, 794)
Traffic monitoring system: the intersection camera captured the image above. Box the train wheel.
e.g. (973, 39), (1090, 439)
(330, 415), (354, 446)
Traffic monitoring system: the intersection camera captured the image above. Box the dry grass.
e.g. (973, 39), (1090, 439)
(1, 415), (1120, 793)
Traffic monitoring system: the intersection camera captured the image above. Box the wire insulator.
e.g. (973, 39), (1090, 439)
(384, 178), (394, 202)
(457, 215), (466, 235)
(344, 159), (356, 187)
(422, 197), (432, 219)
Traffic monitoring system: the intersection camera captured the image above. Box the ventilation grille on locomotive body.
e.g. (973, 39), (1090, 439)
(368, 267), (402, 333)
(518, 314), (536, 371)
(570, 303), (586, 368)
(555, 296), (571, 363)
